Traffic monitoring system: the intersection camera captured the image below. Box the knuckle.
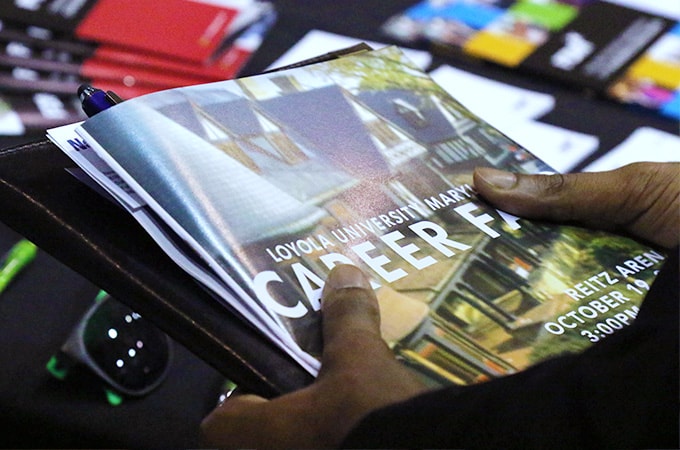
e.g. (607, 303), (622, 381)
(619, 162), (680, 226)
(534, 172), (567, 196)
(325, 287), (380, 319)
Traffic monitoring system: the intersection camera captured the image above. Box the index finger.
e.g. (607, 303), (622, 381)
(473, 163), (680, 248)
(473, 167), (621, 223)
(319, 264), (389, 374)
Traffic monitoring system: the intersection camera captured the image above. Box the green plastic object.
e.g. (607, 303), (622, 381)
(46, 355), (69, 380)
(94, 289), (108, 303)
(105, 389), (124, 406)
(0, 239), (37, 294)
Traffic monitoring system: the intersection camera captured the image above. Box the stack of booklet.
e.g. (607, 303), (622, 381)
(382, 0), (680, 120)
(0, 0), (275, 136)
(47, 46), (664, 386)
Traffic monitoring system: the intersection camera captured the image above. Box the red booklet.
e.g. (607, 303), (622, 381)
(0, 4), (275, 98)
(1, 0), (251, 63)
(75, 0), (241, 63)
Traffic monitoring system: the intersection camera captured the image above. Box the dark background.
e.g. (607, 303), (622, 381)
(0, 0), (676, 447)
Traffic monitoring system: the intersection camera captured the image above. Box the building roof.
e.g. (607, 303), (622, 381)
(258, 85), (392, 180)
(150, 86), (359, 206)
(85, 102), (328, 248)
(149, 88), (262, 139)
(356, 88), (459, 145)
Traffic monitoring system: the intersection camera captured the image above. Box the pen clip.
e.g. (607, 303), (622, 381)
(105, 90), (123, 105)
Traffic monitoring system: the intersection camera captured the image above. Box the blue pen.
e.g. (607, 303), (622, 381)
(77, 84), (123, 117)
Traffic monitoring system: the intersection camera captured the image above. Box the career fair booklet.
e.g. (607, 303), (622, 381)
(47, 46), (664, 387)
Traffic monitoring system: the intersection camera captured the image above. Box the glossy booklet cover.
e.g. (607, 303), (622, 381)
(49, 46), (664, 386)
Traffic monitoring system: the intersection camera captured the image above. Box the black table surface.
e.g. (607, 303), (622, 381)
(0, 0), (676, 447)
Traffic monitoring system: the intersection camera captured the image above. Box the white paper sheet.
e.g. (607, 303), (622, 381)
(268, 29), (432, 71)
(430, 65), (555, 121)
(603, 0), (680, 20)
(431, 65), (598, 173)
(584, 127), (680, 172)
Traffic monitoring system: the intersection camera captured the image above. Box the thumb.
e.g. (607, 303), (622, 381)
(319, 264), (389, 375)
(473, 163), (680, 249)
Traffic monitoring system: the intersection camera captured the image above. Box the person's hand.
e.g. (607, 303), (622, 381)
(473, 162), (679, 249)
(201, 162), (678, 448)
(200, 264), (429, 449)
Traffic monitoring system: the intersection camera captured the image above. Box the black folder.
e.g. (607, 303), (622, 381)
(0, 138), (314, 396)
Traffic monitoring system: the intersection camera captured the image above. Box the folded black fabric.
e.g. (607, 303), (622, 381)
(0, 138), (313, 397)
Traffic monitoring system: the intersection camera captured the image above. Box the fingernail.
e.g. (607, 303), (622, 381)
(476, 167), (517, 189)
(322, 264), (370, 297)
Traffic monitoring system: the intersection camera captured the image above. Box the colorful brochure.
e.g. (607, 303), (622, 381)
(382, 0), (680, 119)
